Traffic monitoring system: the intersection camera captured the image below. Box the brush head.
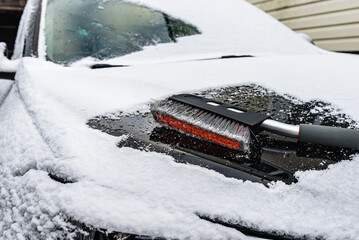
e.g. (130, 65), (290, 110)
(151, 99), (251, 152)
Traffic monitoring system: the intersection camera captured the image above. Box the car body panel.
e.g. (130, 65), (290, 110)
(1, 0), (359, 239)
(5, 52), (358, 238)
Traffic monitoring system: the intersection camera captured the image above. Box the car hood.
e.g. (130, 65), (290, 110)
(2, 53), (359, 239)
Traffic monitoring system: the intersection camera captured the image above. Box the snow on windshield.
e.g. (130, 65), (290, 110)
(44, 0), (200, 63)
(98, 0), (323, 64)
(40, 0), (322, 64)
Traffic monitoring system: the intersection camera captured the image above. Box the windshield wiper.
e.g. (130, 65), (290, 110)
(90, 64), (129, 69)
(90, 55), (253, 69)
(198, 214), (315, 240)
(199, 54), (253, 61)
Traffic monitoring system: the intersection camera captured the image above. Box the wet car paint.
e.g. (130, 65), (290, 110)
(88, 84), (357, 184)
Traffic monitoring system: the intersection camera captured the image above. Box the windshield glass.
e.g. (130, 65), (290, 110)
(45, 0), (200, 63)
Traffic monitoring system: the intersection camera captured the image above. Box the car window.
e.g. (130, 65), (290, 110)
(45, 0), (200, 63)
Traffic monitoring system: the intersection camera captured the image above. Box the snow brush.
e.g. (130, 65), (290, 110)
(151, 94), (359, 152)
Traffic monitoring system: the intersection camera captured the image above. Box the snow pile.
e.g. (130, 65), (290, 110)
(1, 0), (359, 239)
(1, 53), (358, 239)
(0, 80), (13, 105)
(0, 43), (19, 73)
(0, 86), (77, 239)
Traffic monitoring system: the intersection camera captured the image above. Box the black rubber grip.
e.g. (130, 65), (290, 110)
(298, 124), (359, 150)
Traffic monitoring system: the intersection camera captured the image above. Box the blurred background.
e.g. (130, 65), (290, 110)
(1, 0), (359, 57)
(248, 0), (359, 54)
(0, 0), (26, 57)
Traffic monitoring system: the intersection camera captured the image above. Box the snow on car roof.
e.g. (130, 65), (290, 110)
(1, 0), (359, 239)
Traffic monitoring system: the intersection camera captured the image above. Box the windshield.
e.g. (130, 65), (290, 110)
(45, 0), (200, 63)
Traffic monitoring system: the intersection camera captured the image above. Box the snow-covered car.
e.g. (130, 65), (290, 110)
(1, 0), (359, 239)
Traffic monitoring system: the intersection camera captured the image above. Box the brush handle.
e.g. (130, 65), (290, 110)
(298, 124), (359, 150)
(260, 119), (299, 138)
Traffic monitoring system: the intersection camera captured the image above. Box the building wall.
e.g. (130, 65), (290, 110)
(247, 0), (359, 52)
(0, 0), (26, 11)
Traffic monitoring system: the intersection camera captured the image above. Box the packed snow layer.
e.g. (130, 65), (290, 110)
(1, 53), (359, 239)
(0, 86), (77, 240)
(0, 80), (13, 106)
